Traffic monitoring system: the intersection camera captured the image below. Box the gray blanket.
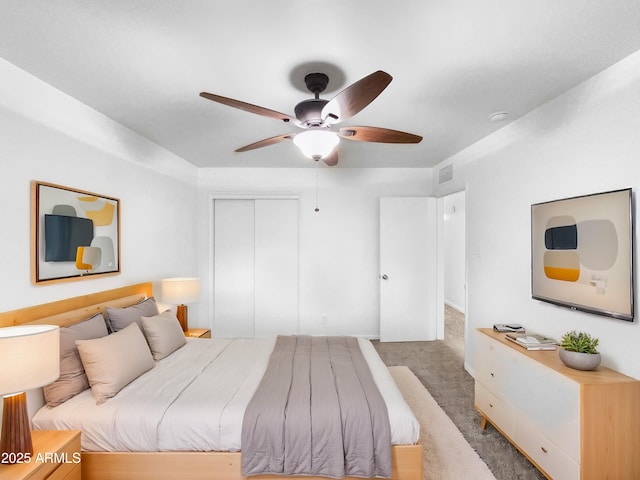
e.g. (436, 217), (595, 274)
(241, 336), (392, 479)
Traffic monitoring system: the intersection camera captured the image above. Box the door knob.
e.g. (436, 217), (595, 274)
(381, 274), (389, 280)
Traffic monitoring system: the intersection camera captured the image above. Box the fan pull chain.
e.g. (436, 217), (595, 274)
(314, 159), (320, 212)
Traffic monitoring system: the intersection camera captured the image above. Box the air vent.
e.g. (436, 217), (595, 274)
(439, 164), (453, 184)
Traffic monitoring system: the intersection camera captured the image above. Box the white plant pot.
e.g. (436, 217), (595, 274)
(559, 348), (601, 371)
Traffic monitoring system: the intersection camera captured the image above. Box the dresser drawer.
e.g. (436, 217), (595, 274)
(475, 382), (515, 439)
(514, 415), (579, 480)
(508, 354), (580, 462)
(44, 431), (81, 480)
(475, 358), (507, 395)
(48, 462), (81, 480)
(474, 330), (518, 399)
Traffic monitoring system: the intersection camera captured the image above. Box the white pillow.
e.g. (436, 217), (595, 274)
(76, 323), (154, 404)
(105, 297), (159, 332)
(141, 310), (187, 361)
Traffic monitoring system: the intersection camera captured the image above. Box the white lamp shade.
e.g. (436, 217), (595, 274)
(0, 325), (60, 396)
(293, 130), (339, 159)
(162, 277), (201, 304)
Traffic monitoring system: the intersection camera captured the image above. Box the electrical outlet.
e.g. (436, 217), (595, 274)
(321, 314), (328, 326)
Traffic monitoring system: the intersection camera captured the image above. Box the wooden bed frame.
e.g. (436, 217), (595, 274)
(0, 283), (422, 480)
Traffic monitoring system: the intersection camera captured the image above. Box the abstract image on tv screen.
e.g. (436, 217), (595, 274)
(44, 214), (94, 261)
(531, 188), (633, 321)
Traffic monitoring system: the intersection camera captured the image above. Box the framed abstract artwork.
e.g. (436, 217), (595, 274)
(531, 188), (633, 321)
(31, 181), (121, 284)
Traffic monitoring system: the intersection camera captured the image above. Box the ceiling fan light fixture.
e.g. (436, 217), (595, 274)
(293, 130), (339, 160)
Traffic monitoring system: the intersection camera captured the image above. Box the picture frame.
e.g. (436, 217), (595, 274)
(31, 181), (121, 284)
(531, 188), (633, 321)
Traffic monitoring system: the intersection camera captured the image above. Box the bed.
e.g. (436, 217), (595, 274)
(0, 283), (422, 480)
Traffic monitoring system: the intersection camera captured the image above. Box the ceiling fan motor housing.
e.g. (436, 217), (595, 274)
(294, 98), (329, 127)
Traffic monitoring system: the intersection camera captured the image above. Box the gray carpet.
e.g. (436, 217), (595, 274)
(373, 306), (545, 480)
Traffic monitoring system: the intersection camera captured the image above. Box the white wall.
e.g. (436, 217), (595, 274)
(435, 49), (640, 380)
(197, 167), (432, 337)
(443, 190), (466, 312)
(0, 59), (200, 316)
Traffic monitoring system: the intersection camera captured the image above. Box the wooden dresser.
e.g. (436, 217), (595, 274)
(0, 430), (81, 480)
(474, 328), (640, 480)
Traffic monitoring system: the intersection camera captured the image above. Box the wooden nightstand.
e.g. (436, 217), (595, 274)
(0, 430), (81, 480)
(185, 328), (211, 338)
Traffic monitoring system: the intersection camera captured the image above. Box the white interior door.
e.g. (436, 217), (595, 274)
(213, 198), (298, 338)
(380, 197), (437, 342)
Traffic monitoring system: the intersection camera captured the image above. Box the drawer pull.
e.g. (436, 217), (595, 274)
(541, 446), (548, 453)
(489, 403), (494, 408)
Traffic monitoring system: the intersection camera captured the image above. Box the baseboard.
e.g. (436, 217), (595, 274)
(464, 359), (475, 379)
(445, 300), (465, 314)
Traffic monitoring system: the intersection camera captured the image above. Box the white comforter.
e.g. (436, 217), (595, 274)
(32, 337), (419, 452)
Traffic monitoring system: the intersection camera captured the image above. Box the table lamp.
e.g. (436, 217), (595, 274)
(0, 325), (60, 462)
(162, 277), (200, 332)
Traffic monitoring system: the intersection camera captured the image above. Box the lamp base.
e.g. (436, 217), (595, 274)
(176, 304), (188, 332)
(0, 392), (33, 462)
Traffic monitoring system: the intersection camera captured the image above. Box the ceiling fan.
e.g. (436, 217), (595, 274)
(199, 70), (422, 166)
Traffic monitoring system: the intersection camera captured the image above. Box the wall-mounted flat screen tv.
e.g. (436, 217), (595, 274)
(44, 214), (94, 262)
(531, 188), (634, 321)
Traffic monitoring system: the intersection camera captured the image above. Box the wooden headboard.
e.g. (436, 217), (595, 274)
(0, 282), (153, 328)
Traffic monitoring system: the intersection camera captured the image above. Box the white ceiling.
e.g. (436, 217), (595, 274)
(2, 1), (640, 168)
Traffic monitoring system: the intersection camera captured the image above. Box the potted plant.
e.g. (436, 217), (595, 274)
(558, 330), (601, 371)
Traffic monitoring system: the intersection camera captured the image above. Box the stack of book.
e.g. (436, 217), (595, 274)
(505, 333), (557, 350)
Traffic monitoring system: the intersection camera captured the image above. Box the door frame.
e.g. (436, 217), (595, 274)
(436, 196), (445, 340)
(435, 188), (467, 342)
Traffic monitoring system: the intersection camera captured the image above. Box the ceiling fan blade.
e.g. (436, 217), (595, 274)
(235, 134), (295, 152)
(322, 150), (339, 167)
(200, 92), (299, 124)
(338, 126), (422, 144)
(321, 71), (393, 125)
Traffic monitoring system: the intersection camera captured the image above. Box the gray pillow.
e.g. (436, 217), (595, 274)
(105, 297), (159, 332)
(141, 311), (187, 361)
(43, 313), (109, 407)
(76, 323), (155, 404)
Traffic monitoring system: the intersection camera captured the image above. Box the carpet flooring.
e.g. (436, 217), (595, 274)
(373, 306), (546, 480)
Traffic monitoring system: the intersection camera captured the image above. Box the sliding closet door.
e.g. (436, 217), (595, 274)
(254, 200), (298, 336)
(213, 200), (255, 337)
(213, 198), (298, 338)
